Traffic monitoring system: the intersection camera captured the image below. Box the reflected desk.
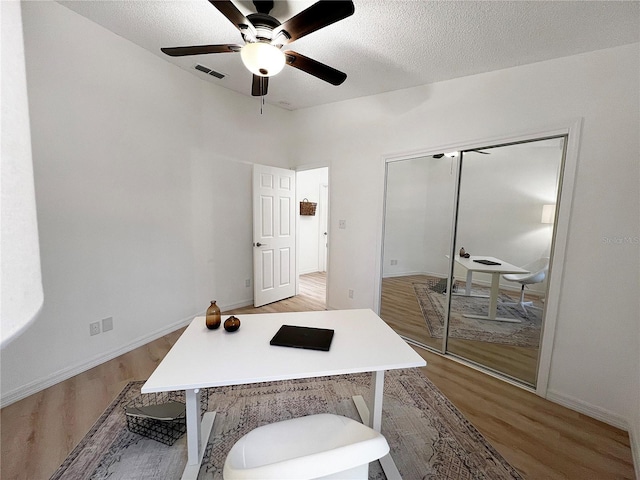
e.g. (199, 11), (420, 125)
(454, 255), (529, 323)
(142, 309), (426, 480)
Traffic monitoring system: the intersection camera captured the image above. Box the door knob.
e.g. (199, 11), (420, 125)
(255, 242), (266, 247)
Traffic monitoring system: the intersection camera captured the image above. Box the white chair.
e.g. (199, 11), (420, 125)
(502, 257), (549, 313)
(223, 413), (390, 480)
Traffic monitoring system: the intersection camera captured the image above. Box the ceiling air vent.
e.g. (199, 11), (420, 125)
(194, 64), (225, 79)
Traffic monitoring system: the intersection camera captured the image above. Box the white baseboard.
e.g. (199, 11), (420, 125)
(0, 299), (254, 408)
(299, 268), (320, 275)
(382, 270), (446, 279)
(546, 389), (629, 430)
(630, 421), (640, 479)
(221, 299), (254, 312)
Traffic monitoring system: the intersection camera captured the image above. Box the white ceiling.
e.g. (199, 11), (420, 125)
(58, 0), (639, 110)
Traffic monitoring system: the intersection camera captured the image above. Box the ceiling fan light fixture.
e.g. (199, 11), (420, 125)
(240, 42), (285, 77)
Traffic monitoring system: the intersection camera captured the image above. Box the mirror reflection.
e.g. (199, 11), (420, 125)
(381, 154), (456, 349)
(380, 136), (565, 387)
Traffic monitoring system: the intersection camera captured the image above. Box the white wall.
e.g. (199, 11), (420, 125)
(296, 168), (328, 275)
(192, 83), (291, 311)
(635, 326), (640, 479)
(290, 43), (640, 447)
(383, 158), (431, 277)
(0, 1), (290, 405)
(383, 156), (455, 278)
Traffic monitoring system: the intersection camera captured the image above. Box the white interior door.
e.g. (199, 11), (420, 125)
(253, 165), (296, 307)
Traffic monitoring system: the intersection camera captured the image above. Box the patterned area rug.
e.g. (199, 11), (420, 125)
(51, 369), (523, 480)
(414, 280), (542, 348)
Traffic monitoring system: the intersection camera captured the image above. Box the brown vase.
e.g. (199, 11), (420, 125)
(205, 301), (221, 330)
(224, 315), (241, 332)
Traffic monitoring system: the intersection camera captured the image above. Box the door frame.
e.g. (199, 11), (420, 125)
(318, 183), (329, 272)
(375, 119), (582, 397)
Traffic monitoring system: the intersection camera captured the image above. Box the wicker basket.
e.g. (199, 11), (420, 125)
(124, 389), (209, 445)
(300, 198), (317, 216)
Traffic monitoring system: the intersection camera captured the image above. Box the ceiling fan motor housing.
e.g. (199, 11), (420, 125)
(245, 13), (281, 42)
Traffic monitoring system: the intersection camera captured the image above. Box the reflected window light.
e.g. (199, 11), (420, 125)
(541, 204), (555, 224)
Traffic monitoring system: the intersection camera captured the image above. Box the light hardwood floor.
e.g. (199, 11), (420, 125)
(1, 272), (634, 479)
(381, 275), (539, 385)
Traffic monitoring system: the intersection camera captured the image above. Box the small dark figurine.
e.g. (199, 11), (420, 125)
(459, 247), (470, 258)
(224, 316), (241, 332)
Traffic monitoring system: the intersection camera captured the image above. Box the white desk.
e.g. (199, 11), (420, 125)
(454, 255), (529, 323)
(142, 309), (426, 480)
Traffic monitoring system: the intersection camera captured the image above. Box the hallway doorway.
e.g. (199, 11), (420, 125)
(296, 167), (329, 309)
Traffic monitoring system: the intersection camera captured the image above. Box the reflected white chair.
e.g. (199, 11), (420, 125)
(223, 413), (390, 479)
(502, 257), (549, 314)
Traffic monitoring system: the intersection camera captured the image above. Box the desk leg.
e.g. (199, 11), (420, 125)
(353, 371), (383, 430)
(452, 270), (488, 298)
(370, 370), (384, 431)
(352, 371), (402, 480)
(463, 273), (521, 323)
(488, 273), (500, 319)
(185, 389), (201, 465)
(182, 389), (216, 480)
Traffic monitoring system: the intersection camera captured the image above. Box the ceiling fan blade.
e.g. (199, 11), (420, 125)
(251, 75), (269, 96)
(161, 44), (241, 57)
(285, 51), (346, 86)
(209, 0), (255, 35)
(274, 1), (354, 45)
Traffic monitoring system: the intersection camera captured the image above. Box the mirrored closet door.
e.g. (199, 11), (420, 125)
(380, 136), (566, 387)
(380, 155), (457, 350)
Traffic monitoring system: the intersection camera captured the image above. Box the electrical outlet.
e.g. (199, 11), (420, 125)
(89, 321), (101, 336)
(102, 317), (113, 332)
(338, 220), (346, 229)
(245, 279), (251, 287)
(348, 289), (354, 299)
(390, 259), (398, 265)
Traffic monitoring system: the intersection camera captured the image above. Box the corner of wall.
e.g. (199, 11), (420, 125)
(545, 388), (629, 430)
(630, 422), (640, 480)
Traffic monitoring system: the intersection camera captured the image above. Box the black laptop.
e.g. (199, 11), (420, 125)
(473, 259), (502, 266)
(270, 325), (335, 352)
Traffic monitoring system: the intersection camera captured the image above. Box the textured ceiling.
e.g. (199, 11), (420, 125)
(58, 0), (639, 110)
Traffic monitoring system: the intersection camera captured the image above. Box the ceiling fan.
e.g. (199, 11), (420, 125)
(161, 0), (355, 97)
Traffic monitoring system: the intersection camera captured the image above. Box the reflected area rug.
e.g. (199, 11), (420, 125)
(51, 369), (522, 480)
(413, 280), (542, 348)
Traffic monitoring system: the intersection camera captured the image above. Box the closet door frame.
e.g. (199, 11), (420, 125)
(375, 119), (581, 397)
